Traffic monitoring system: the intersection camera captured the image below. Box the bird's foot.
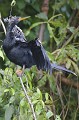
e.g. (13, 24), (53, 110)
(16, 69), (23, 77)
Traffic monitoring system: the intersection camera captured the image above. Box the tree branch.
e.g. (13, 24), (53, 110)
(0, 13), (6, 35)
(61, 76), (79, 89)
(54, 73), (79, 89)
(56, 74), (65, 119)
(19, 76), (37, 120)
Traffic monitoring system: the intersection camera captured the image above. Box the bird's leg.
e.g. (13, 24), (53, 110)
(16, 65), (25, 77)
(22, 65), (25, 75)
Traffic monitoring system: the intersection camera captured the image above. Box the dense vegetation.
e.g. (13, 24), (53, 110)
(0, 0), (79, 120)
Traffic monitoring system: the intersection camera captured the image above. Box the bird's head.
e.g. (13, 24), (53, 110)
(4, 16), (30, 25)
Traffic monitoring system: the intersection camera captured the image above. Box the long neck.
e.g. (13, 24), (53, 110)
(6, 23), (15, 42)
(7, 22), (16, 32)
(3, 23), (16, 51)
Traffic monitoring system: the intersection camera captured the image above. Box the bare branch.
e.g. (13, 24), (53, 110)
(56, 74), (65, 119)
(61, 76), (79, 90)
(19, 76), (37, 120)
(0, 13), (6, 35)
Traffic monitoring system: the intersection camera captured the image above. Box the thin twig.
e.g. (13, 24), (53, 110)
(19, 76), (37, 120)
(60, 76), (79, 90)
(0, 13), (6, 35)
(50, 89), (56, 119)
(62, 26), (79, 47)
(56, 73), (65, 119)
(77, 89), (79, 107)
(64, 86), (72, 119)
(74, 106), (79, 120)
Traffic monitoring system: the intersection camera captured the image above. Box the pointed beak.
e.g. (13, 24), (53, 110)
(19, 16), (30, 21)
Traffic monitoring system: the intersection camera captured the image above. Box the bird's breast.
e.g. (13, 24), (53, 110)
(5, 46), (35, 68)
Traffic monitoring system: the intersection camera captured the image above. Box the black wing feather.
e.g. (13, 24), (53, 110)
(29, 38), (52, 73)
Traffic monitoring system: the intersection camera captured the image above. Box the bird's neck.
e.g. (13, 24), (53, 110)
(6, 23), (15, 41)
(3, 23), (16, 51)
(7, 23), (15, 31)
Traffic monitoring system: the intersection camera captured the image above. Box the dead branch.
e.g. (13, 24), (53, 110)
(56, 74), (65, 119)
(59, 75), (79, 90)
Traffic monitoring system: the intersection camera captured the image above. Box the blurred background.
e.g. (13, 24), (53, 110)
(0, 0), (79, 120)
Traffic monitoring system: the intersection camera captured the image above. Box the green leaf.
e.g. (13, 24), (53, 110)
(5, 105), (14, 120)
(4, 89), (9, 93)
(47, 23), (53, 38)
(41, 101), (45, 108)
(0, 50), (4, 60)
(32, 100), (39, 104)
(47, 23), (60, 45)
(0, 69), (4, 75)
(66, 59), (71, 69)
(37, 88), (41, 94)
(35, 102), (43, 115)
(9, 96), (15, 104)
(55, 115), (61, 120)
(36, 12), (48, 20)
(20, 98), (26, 106)
(48, 14), (62, 22)
(29, 21), (46, 30)
(37, 88), (42, 99)
(45, 93), (49, 101)
(47, 51), (54, 61)
(68, 27), (75, 33)
(46, 110), (53, 119)
(25, 30), (30, 36)
(11, 88), (15, 95)
(71, 60), (79, 74)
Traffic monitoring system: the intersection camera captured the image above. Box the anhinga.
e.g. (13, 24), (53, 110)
(3, 16), (76, 75)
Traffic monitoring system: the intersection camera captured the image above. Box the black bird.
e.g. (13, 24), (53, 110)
(3, 16), (76, 75)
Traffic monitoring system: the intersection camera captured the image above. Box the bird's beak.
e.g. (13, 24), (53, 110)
(19, 16), (30, 21)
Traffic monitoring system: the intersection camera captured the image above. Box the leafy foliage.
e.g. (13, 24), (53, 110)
(0, 0), (79, 120)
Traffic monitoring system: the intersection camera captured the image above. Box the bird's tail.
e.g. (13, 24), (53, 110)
(51, 63), (77, 76)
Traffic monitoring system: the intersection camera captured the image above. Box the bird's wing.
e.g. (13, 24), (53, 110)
(29, 38), (52, 73)
(29, 38), (76, 75)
